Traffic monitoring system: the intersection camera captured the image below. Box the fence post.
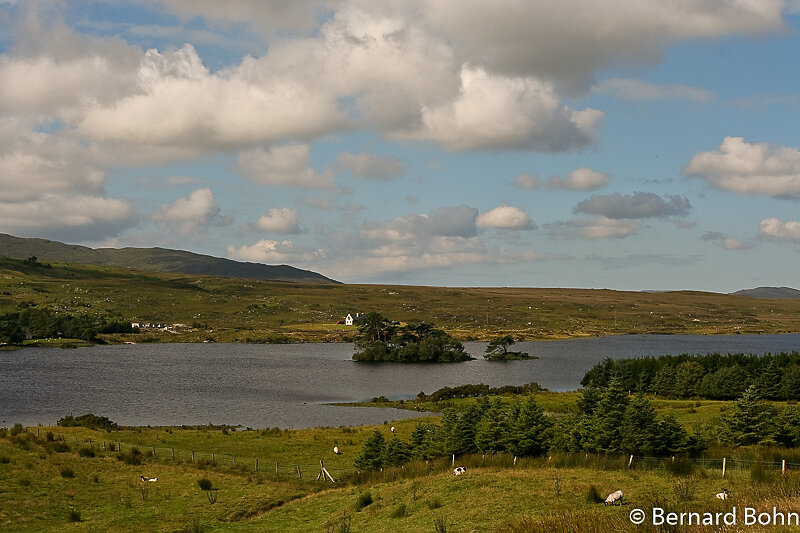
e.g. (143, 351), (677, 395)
(513, 456), (517, 466)
(722, 457), (727, 478)
(192, 450), (195, 464)
(783, 459), (786, 476)
(297, 464), (301, 479)
(152, 446), (156, 458)
(172, 448), (175, 461)
(212, 452), (215, 466)
(628, 455), (634, 468)
(452, 454), (455, 466)
(276, 462), (279, 480)
(255, 458), (259, 473)
(233, 456), (236, 468)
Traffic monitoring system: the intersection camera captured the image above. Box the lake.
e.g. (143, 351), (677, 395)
(1, 334), (799, 429)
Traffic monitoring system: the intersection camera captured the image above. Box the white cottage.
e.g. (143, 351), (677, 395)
(345, 312), (363, 326)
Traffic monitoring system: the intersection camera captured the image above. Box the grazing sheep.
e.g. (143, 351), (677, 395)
(453, 466), (466, 476)
(604, 490), (623, 506)
(390, 426), (395, 433)
(140, 475), (158, 482)
(715, 489), (729, 500)
(333, 446), (339, 454)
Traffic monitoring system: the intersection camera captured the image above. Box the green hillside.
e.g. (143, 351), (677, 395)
(0, 233), (337, 284)
(2, 255), (800, 344)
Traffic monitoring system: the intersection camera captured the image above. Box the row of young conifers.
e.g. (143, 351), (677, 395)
(354, 355), (800, 471)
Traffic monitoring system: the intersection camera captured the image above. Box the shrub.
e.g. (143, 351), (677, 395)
(433, 515), (449, 533)
(45, 431), (54, 441)
(67, 509), (81, 523)
(585, 485), (603, 504)
(390, 503), (407, 518)
(198, 478), (213, 491)
(10, 423), (24, 436)
(356, 491), (373, 511)
(60, 467), (75, 478)
(52, 442), (70, 453)
(665, 457), (695, 476)
(427, 496), (443, 509)
(78, 447), (95, 458)
(672, 479), (697, 502)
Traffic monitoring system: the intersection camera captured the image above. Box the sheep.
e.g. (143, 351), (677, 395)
(604, 490), (623, 506)
(390, 426), (395, 433)
(333, 446), (339, 454)
(715, 489), (729, 500)
(140, 475), (158, 482)
(453, 466), (466, 476)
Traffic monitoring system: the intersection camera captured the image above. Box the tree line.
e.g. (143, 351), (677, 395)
(355, 379), (707, 471)
(355, 377), (800, 471)
(352, 312), (471, 362)
(0, 308), (137, 344)
(582, 352), (800, 400)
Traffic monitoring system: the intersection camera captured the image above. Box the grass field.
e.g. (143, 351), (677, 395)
(4, 414), (800, 533)
(2, 256), (800, 345)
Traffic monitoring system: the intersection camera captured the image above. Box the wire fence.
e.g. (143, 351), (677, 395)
(30, 429), (357, 482)
(19, 427), (800, 483)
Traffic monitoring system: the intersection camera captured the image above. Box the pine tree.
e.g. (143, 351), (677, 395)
(590, 377), (630, 453)
(620, 395), (659, 455)
(383, 437), (412, 466)
(508, 396), (552, 457)
(355, 430), (386, 470)
(719, 385), (778, 446)
(475, 399), (509, 453)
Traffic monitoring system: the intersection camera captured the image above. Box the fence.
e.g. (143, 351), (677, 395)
(16, 426), (800, 483)
(27, 428), (356, 482)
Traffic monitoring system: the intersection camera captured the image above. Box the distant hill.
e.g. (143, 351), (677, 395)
(731, 287), (800, 299)
(0, 233), (338, 284)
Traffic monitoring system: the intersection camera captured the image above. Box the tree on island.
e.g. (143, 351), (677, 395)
(352, 312), (471, 362)
(484, 335), (534, 360)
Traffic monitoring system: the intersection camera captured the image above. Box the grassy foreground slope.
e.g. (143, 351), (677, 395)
(4, 408), (800, 533)
(2, 256), (800, 344)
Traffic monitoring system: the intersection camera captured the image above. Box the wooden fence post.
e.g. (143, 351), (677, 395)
(255, 458), (259, 473)
(172, 448), (175, 461)
(722, 457), (727, 478)
(152, 446), (156, 458)
(628, 455), (634, 468)
(783, 459), (786, 476)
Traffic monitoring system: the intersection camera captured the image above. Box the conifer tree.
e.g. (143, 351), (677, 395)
(355, 430), (386, 470)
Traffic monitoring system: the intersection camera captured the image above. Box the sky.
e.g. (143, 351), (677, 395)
(1, 0), (799, 291)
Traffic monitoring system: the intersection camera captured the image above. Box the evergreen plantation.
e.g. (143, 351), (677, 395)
(582, 351), (800, 400)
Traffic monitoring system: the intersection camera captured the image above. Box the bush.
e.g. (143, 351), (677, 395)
(78, 447), (95, 458)
(427, 496), (443, 509)
(664, 457), (695, 476)
(585, 485), (603, 504)
(67, 509), (81, 523)
(45, 431), (54, 441)
(10, 423), (24, 436)
(60, 467), (75, 478)
(198, 478), (213, 491)
(390, 503), (407, 518)
(355, 491), (373, 511)
(52, 442), (70, 453)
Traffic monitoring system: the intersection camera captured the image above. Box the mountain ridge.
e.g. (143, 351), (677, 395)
(731, 287), (800, 299)
(0, 233), (338, 284)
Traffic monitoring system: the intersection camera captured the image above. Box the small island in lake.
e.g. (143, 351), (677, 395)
(484, 335), (537, 361)
(352, 312), (472, 362)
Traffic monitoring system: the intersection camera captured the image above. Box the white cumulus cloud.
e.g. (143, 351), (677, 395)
(152, 187), (224, 239)
(476, 206), (535, 230)
(547, 167), (611, 191)
(685, 137), (800, 199)
(227, 239), (325, 264)
(244, 208), (302, 234)
(237, 144), (334, 189)
(760, 218), (800, 249)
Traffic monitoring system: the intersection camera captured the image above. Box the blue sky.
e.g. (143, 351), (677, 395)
(1, 0), (799, 291)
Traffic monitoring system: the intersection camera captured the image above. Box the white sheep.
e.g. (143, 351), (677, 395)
(453, 466), (466, 476)
(604, 490), (623, 506)
(390, 426), (395, 433)
(140, 475), (158, 482)
(715, 489), (729, 500)
(333, 446), (339, 454)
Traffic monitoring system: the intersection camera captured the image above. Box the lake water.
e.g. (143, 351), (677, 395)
(2, 334), (799, 429)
